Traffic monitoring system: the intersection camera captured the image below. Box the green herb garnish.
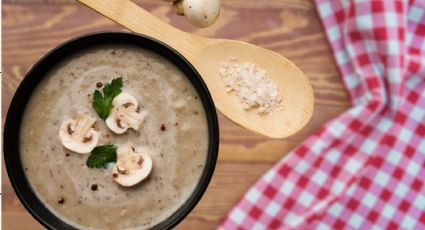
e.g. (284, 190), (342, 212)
(86, 145), (117, 168)
(92, 78), (123, 120)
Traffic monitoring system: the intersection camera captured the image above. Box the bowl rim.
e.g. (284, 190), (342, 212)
(3, 31), (219, 230)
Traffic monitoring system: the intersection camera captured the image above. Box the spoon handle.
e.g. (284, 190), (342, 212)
(78, 0), (199, 57)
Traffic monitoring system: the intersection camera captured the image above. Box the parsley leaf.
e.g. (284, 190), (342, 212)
(86, 145), (117, 168)
(92, 78), (123, 120)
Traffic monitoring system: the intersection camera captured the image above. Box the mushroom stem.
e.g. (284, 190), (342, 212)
(173, 0), (184, 15)
(71, 115), (96, 141)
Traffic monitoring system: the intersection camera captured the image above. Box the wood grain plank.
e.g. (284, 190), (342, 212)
(2, 1), (350, 229)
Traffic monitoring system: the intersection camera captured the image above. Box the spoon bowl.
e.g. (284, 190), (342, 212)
(196, 39), (314, 138)
(78, 0), (314, 138)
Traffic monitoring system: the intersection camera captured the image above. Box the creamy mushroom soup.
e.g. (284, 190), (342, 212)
(20, 45), (209, 229)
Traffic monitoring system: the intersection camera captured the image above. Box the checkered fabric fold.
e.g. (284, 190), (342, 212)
(218, 0), (425, 229)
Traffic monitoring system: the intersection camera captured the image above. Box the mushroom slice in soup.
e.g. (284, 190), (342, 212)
(106, 92), (144, 134)
(59, 114), (100, 154)
(112, 145), (153, 187)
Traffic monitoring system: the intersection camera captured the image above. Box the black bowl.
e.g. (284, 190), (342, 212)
(4, 32), (219, 230)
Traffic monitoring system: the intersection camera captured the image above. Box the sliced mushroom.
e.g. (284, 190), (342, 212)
(106, 92), (144, 134)
(112, 145), (153, 187)
(173, 0), (220, 28)
(59, 114), (99, 154)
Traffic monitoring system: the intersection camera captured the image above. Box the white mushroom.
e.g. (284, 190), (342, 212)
(106, 92), (144, 134)
(173, 0), (220, 28)
(112, 145), (153, 187)
(59, 114), (99, 154)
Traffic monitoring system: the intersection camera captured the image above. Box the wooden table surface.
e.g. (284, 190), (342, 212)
(2, 0), (350, 229)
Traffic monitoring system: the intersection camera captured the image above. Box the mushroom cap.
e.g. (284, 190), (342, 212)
(180, 0), (220, 28)
(106, 92), (143, 134)
(113, 92), (139, 108)
(112, 146), (153, 187)
(59, 117), (99, 154)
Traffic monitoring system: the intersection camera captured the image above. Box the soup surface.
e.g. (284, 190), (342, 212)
(20, 45), (208, 229)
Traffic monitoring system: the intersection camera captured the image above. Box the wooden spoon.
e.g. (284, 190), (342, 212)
(78, 0), (314, 138)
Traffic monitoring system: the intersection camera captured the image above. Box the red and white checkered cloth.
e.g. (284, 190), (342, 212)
(218, 0), (425, 229)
